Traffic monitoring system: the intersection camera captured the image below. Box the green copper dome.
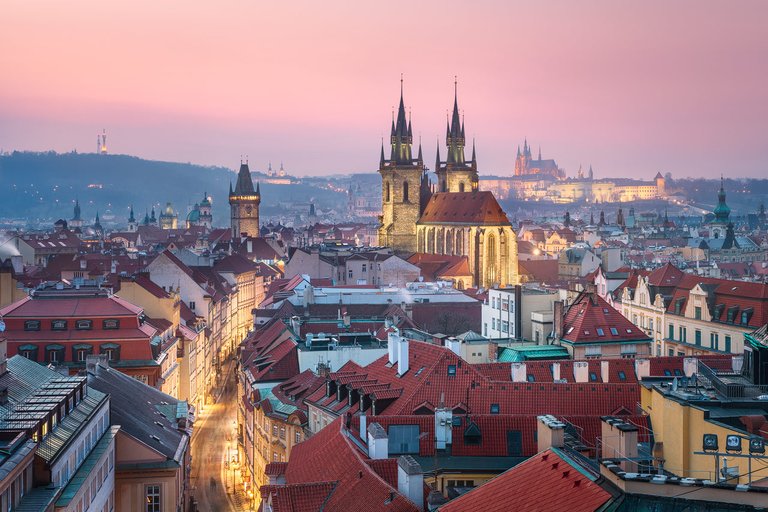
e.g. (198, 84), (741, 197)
(713, 178), (730, 222)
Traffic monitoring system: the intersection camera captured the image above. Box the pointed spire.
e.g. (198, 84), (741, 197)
(517, 145), (521, 157)
(471, 138), (476, 163)
(538, 145), (541, 160)
(128, 204), (135, 223)
(435, 139), (441, 171)
(229, 181), (233, 195)
(379, 139), (386, 167)
(417, 138), (423, 163)
(256, 181), (261, 196)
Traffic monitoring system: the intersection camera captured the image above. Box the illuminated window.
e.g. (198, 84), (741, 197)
(145, 485), (161, 512)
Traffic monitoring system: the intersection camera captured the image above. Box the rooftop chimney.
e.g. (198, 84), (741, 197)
(387, 330), (400, 366)
(601, 360), (610, 383)
(634, 358), (650, 380)
(396, 336), (409, 376)
(397, 456), (424, 511)
(511, 362), (527, 383)
(537, 415), (565, 452)
(601, 416), (638, 472)
(683, 357), (697, 377)
(435, 408), (453, 450)
(367, 422), (388, 460)
(551, 362), (561, 382)
(573, 361), (589, 383)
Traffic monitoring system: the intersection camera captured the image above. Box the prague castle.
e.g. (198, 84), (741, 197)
(378, 82), (518, 289)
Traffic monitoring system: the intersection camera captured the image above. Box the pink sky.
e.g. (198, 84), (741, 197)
(1, 0), (767, 178)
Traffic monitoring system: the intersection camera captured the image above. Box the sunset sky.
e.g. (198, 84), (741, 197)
(1, 0), (766, 178)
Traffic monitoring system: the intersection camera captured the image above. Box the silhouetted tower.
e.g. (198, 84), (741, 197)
(564, 211), (571, 228)
(128, 205), (137, 232)
(617, 208), (625, 228)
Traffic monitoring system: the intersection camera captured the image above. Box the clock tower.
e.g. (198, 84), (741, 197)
(229, 161), (261, 238)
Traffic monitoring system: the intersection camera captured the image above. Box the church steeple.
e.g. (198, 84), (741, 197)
(436, 78), (478, 193)
(389, 75), (413, 165)
(128, 205), (135, 223)
(229, 160), (261, 238)
(713, 175), (731, 223)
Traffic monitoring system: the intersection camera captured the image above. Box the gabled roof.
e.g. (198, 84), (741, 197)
(281, 418), (418, 512)
(439, 448), (612, 512)
(418, 191), (510, 225)
(562, 292), (650, 345)
(87, 362), (188, 463)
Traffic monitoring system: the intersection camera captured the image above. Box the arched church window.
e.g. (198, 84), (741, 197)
(403, 181), (409, 202)
(385, 182), (391, 202)
(459, 182), (465, 193)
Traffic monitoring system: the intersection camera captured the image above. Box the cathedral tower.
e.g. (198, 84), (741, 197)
(229, 161), (261, 238)
(378, 80), (430, 252)
(435, 81), (478, 193)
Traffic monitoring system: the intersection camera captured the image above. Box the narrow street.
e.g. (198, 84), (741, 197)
(190, 359), (240, 512)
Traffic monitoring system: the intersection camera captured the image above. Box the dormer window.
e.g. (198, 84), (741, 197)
(103, 319), (120, 330)
(447, 365), (457, 376)
(76, 320), (93, 330)
(51, 319), (67, 331)
(24, 320), (41, 331)
(490, 404), (500, 414)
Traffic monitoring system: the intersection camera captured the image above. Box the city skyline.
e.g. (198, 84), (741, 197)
(2, 0), (767, 178)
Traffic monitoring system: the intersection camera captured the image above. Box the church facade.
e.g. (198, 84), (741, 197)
(378, 83), (518, 289)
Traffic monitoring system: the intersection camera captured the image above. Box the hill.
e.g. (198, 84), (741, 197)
(0, 151), (346, 227)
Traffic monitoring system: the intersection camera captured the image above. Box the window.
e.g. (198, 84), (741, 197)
(501, 321), (509, 333)
(526, 374), (535, 382)
(649, 318), (654, 332)
(348, 270), (353, 278)
(596, 328), (605, 336)
(46, 345), (65, 364)
(272, 424), (278, 437)
(668, 324), (674, 340)
(100, 343), (120, 362)
(679, 327), (687, 343)
(609, 327), (619, 336)
(24, 320), (41, 331)
(388, 425), (420, 454)
(402, 181), (409, 202)
(618, 371), (626, 381)
(145, 485), (161, 512)
(295, 431), (301, 444)
(75, 319), (92, 330)
(695, 307), (702, 320)
(189, 301), (196, 310)
(724, 335), (732, 353)
(102, 319), (119, 330)
(447, 365), (457, 376)
(695, 330), (701, 346)
(710, 333), (719, 350)
(279, 427), (285, 440)
(490, 404), (500, 414)
(589, 372), (598, 382)
(491, 318), (496, 330)
(621, 344), (637, 358)
(362, 264), (367, 273)
(51, 319), (67, 331)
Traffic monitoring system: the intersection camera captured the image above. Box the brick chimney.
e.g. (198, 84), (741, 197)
(396, 336), (409, 376)
(601, 360), (610, 383)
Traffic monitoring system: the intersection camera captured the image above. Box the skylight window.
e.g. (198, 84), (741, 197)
(626, 328), (633, 333)
(447, 365), (457, 376)
(596, 328), (605, 336)
(567, 327), (574, 334)
(610, 328), (619, 335)
(618, 371), (626, 381)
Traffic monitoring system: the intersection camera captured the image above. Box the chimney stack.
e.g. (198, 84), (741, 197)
(601, 416), (638, 472)
(387, 330), (400, 366)
(511, 362), (527, 383)
(397, 456), (424, 511)
(396, 336), (409, 376)
(537, 415), (565, 452)
(551, 362), (561, 382)
(601, 360), (610, 383)
(573, 361), (589, 383)
(553, 300), (565, 340)
(367, 423), (388, 459)
(634, 358), (650, 380)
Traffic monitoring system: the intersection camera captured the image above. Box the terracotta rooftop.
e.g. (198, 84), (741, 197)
(419, 191), (510, 225)
(439, 448), (612, 512)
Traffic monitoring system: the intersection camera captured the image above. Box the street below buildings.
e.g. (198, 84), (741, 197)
(190, 359), (241, 512)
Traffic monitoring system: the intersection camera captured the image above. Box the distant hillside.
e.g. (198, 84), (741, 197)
(0, 151), (346, 227)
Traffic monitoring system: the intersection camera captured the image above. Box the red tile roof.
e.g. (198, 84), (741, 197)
(439, 448), (612, 512)
(562, 292), (651, 344)
(0, 294), (143, 318)
(259, 482), (336, 512)
(419, 192), (510, 225)
(282, 418), (419, 512)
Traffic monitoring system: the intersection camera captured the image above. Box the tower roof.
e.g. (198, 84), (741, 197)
(233, 162), (257, 196)
(713, 177), (730, 222)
